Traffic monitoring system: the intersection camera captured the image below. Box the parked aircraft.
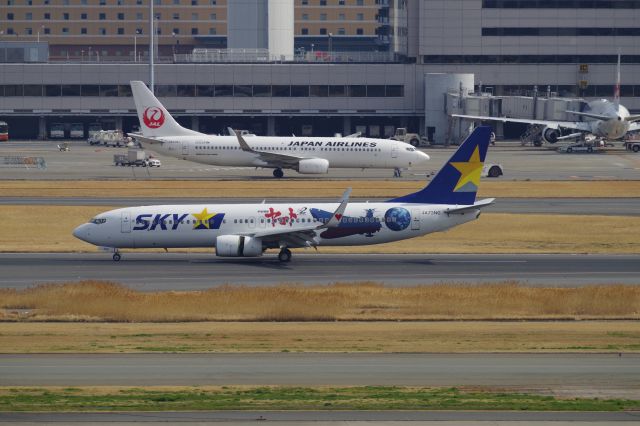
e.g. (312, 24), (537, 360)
(453, 55), (640, 144)
(129, 81), (429, 178)
(73, 127), (494, 262)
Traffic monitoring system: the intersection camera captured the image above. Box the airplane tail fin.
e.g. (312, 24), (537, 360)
(614, 52), (621, 109)
(388, 126), (492, 205)
(130, 81), (199, 137)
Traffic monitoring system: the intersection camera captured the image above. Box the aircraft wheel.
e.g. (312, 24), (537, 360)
(566, 147), (573, 153)
(273, 168), (284, 178)
(409, 138), (420, 147)
(488, 166), (501, 178)
(633, 145), (640, 153)
(112, 253), (121, 262)
(278, 248), (292, 262)
(587, 146), (593, 153)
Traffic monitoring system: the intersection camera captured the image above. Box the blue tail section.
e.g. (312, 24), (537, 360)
(388, 126), (491, 205)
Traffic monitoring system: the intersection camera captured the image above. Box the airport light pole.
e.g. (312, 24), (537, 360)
(37, 25), (44, 42)
(149, 0), (155, 93)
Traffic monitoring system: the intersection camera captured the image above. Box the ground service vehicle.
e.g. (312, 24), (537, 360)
(557, 142), (598, 153)
(114, 149), (149, 167)
(0, 121), (8, 141)
(625, 140), (640, 152)
(391, 128), (428, 147)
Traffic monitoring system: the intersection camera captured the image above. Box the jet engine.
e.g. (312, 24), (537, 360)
(297, 158), (330, 174)
(542, 127), (560, 144)
(215, 235), (263, 257)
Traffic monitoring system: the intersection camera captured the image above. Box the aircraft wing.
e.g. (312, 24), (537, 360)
(244, 188), (352, 248)
(629, 122), (640, 132)
(451, 114), (592, 132)
(228, 127), (308, 167)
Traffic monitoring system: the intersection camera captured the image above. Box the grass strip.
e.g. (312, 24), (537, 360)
(1, 180), (640, 198)
(2, 281), (640, 322)
(1, 321), (639, 353)
(1, 206), (638, 253)
(1, 386), (638, 412)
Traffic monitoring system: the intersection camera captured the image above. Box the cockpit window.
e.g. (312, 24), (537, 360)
(90, 218), (107, 225)
(405, 147), (416, 152)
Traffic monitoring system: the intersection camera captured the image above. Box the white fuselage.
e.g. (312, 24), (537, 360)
(73, 202), (478, 250)
(585, 99), (631, 140)
(143, 135), (427, 170)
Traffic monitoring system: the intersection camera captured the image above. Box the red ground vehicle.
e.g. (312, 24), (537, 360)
(0, 121), (8, 142)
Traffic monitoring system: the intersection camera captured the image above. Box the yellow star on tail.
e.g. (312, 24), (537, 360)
(192, 208), (216, 229)
(450, 146), (483, 192)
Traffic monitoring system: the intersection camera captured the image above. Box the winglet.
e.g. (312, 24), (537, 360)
(323, 187), (351, 228)
(228, 127), (254, 152)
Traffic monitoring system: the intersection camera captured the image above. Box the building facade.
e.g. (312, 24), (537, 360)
(1, 0), (640, 139)
(1, 0), (388, 58)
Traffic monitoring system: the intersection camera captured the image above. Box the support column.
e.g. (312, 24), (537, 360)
(191, 116), (199, 131)
(342, 116), (351, 136)
(115, 116), (123, 132)
(495, 122), (504, 139)
(418, 116), (425, 136)
(267, 116), (276, 136)
(38, 116), (47, 140)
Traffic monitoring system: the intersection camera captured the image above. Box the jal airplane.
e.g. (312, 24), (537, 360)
(73, 126), (494, 262)
(453, 55), (640, 144)
(129, 81), (429, 178)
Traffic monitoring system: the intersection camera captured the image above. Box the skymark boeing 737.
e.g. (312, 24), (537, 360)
(73, 126), (494, 262)
(129, 81), (429, 178)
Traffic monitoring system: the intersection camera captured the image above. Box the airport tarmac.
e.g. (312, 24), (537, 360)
(1, 253), (638, 289)
(1, 353), (638, 398)
(2, 411), (639, 425)
(1, 140), (639, 180)
(1, 196), (637, 216)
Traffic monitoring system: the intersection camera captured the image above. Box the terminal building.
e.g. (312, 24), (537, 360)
(1, 0), (639, 141)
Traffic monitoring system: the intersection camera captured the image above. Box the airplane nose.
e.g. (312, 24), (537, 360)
(72, 224), (89, 242)
(416, 151), (430, 163)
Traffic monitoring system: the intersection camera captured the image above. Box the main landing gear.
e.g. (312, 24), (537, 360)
(278, 248), (292, 262)
(393, 167), (403, 178)
(273, 168), (284, 178)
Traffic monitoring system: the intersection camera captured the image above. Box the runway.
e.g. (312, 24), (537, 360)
(1, 196), (637, 216)
(1, 253), (639, 289)
(1, 353), (638, 396)
(2, 410), (639, 425)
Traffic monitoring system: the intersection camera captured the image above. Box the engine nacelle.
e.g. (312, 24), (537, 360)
(542, 127), (560, 144)
(215, 235), (263, 257)
(297, 158), (329, 174)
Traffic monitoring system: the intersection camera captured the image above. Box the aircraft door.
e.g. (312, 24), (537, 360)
(249, 217), (256, 229)
(391, 146), (398, 158)
(181, 142), (189, 156)
(411, 208), (421, 231)
(121, 211), (132, 233)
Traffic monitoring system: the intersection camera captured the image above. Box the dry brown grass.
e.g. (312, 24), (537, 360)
(1, 281), (639, 322)
(1, 320), (639, 353)
(2, 180), (640, 198)
(0, 205), (638, 253)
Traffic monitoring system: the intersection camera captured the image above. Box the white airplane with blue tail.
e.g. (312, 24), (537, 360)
(73, 127), (494, 262)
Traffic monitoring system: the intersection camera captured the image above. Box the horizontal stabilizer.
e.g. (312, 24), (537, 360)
(445, 198), (495, 215)
(129, 133), (164, 146)
(557, 132), (584, 141)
